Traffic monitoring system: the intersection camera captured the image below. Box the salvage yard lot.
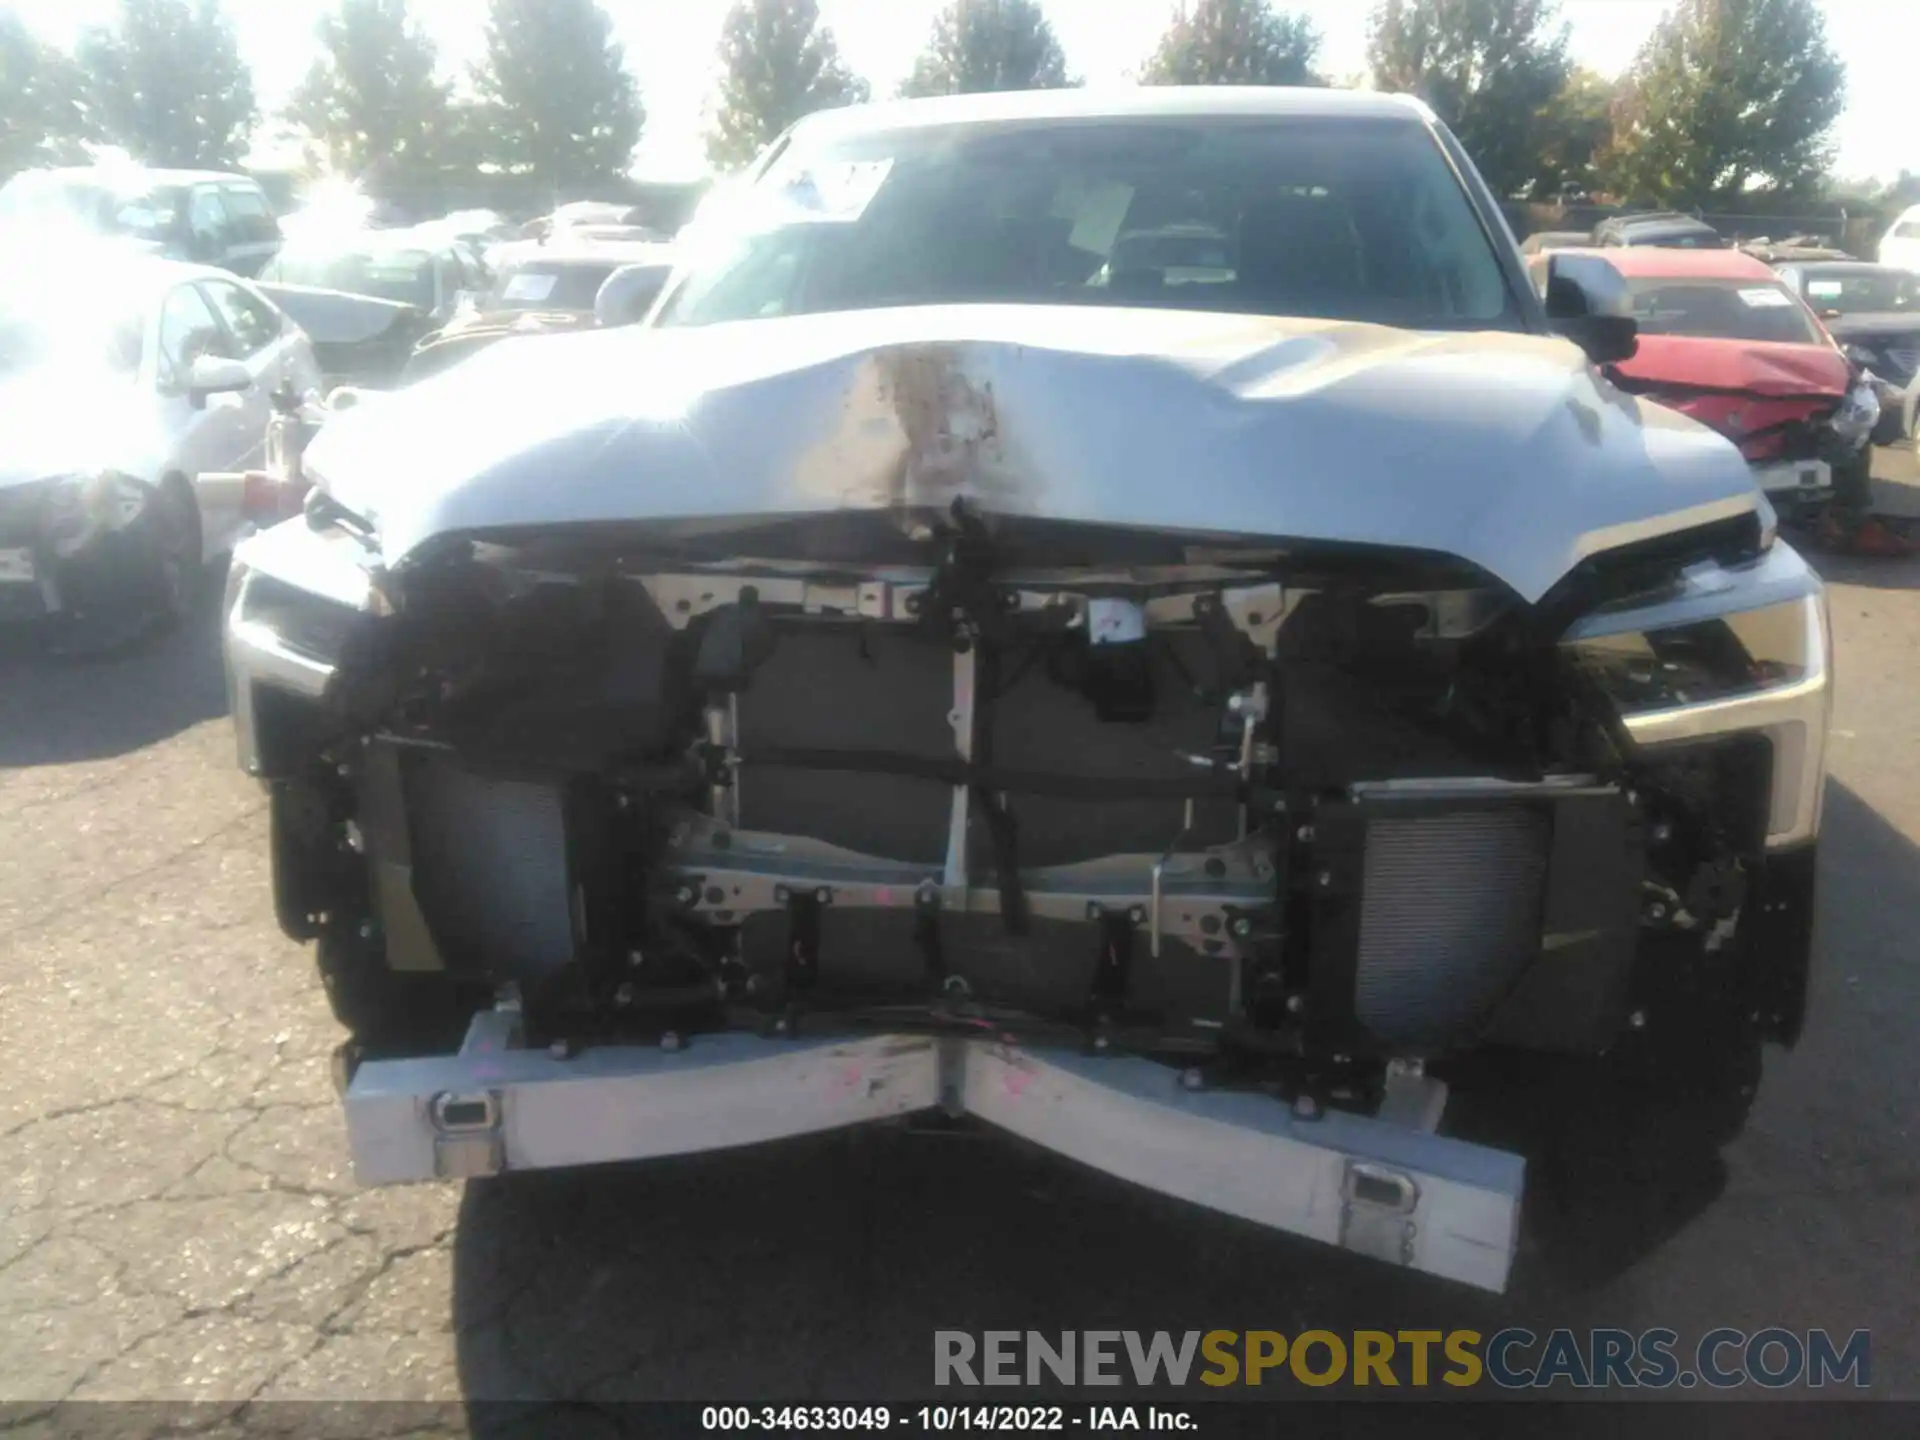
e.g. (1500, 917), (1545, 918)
(4, 451), (1919, 1416)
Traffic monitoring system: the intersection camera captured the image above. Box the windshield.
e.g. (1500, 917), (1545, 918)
(263, 246), (437, 309)
(654, 115), (1518, 330)
(487, 260), (623, 311)
(1802, 269), (1920, 315)
(1626, 277), (1824, 346)
(0, 288), (144, 379)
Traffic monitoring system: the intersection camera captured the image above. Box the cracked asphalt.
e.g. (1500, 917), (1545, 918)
(2, 451), (1918, 1426)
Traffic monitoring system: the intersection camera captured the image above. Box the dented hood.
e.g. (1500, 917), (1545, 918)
(1613, 335), (1851, 398)
(302, 304), (1763, 604)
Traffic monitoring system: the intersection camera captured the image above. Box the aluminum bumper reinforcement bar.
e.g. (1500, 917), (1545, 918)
(343, 1014), (1524, 1292)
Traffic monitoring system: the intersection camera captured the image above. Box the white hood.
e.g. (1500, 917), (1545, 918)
(303, 304), (1764, 603)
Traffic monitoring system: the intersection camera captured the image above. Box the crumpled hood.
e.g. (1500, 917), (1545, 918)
(304, 304), (1763, 604)
(0, 369), (162, 489)
(1614, 335), (1850, 398)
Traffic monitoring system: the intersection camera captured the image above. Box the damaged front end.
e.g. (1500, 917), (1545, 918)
(228, 479), (1826, 1288)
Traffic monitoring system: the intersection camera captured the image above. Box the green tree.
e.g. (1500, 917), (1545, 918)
(1, 10), (93, 178)
(901, 0), (1072, 98)
(1139, 0), (1322, 87)
(1600, 0), (1845, 205)
(285, 0), (451, 184)
(1531, 66), (1614, 197)
(471, 0), (643, 192)
(708, 0), (868, 170)
(77, 0), (256, 169)
(1366, 0), (1571, 199)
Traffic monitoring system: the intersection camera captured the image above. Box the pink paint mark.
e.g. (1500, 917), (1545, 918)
(1003, 1067), (1037, 1099)
(834, 1062), (865, 1091)
(875, 887), (894, 907)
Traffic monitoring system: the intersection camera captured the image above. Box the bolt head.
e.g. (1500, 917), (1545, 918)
(1092, 1033), (1110, 1052)
(1292, 1094), (1322, 1121)
(1296, 824), (1314, 843)
(660, 1031), (684, 1052)
(548, 1038), (575, 1060)
(675, 885), (697, 906)
(814, 887), (831, 905)
(1231, 917), (1253, 938)
(1286, 993), (1306, 1014)
(1180, 1067), (1205, 1092)
(1086, 901), (1104, 921)
(1128, 905), (1146, 924)
(1628, 1010), (1648, 1030)
(1648, 902), (1667, 920)
(614, 984), (635, 1007)
(1316, 870), (1333, 888)
(773, 884), (790, 904)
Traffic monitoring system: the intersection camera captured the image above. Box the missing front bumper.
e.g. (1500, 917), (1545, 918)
(343, 1014), (1524, 1292)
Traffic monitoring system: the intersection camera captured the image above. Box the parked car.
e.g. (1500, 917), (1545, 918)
(1591, 210), (1725, 249)
(0, 165), (282, 275)
(402, 241), (672, 381)
(226, 88), (1824, 1295)
(1532, 246), (1880, 511)
(1, 246), (322, 646)
(252, 284), (439, 391)
(258, 230), (486, 329)
(1775, 261), (1920, 392)
(1518, 229), (1593, 256)
(1879, 202), (1920, 272)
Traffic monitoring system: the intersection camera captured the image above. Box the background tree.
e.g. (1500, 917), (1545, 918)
(1366, 0), (1570, 199)
(1, 11), (93, 178)
(708, 0), (868, 170)
(1529, 65), (1614, 198)
(900, 0), (1071, 98)
(1139, 0), (1322, 87)
(1600, 0), (1844, 205)
(77, 0), (255, 169)
(285, 0), (451, 186)
(471, 0), (642, 193)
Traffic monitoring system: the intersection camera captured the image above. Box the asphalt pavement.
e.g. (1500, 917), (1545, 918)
(3, 450), (1918, 1423)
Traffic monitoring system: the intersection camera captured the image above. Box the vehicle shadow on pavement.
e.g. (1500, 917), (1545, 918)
(0, 573), (229, 767)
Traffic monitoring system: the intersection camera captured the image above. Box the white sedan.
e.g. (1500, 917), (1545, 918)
(0, 249), (322, 648)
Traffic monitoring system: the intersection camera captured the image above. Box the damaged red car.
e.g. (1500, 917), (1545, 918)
(1529, 246), (1881, 515)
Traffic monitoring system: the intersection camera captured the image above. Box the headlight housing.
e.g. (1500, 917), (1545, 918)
(1827, 378), (1881, 452)
(1563, 554), (1831, 848)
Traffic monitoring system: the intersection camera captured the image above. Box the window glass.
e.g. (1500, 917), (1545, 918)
(656, 115), (1519, 330)
(261, 246), (438, 310)
(200, 280), (282, 357)
(1625, 278), (1823, 345)
(157, 283), (228, 384)
(188, 188), (229, 242)
(1800, 268), (1920, 314)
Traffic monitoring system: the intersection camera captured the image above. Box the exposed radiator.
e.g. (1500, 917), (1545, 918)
(403, 758), (576, 982)
(1353, 808), (1552, 1046)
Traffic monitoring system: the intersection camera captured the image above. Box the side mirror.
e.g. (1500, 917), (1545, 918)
(188, 355), (252, 407)
(1542, 260), (1639, 365)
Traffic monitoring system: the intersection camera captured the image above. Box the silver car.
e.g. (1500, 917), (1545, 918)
(225, 89), (1826, 1293)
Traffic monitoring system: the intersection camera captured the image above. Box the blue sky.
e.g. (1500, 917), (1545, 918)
(12, 0), (1908, 181)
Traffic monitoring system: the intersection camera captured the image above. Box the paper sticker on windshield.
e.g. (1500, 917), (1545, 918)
(1807, 279), (1844, 299)
(1068, 182), (1135, 256)
(780, 160), (894, 222)
(1738, 287), (1795, 308)
(502, 272), (558, 303)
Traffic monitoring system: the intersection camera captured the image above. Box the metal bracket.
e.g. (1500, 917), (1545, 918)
(1339, 1160), (1421, 1266)
(784, 889), (822, 996)
(429, 1088), (503, 1179)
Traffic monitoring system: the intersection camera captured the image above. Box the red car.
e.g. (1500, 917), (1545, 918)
(1529, 246), (1880, 511)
